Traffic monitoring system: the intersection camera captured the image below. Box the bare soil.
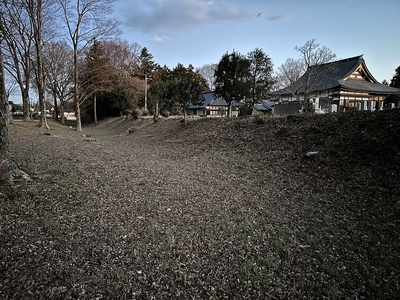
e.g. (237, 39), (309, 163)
(1, 110), (400, 299)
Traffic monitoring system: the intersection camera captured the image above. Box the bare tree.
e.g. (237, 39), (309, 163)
(100, 39), (144, 116)
(3, 73), (19, 124)
(102, 39), (141, 75)
(0, 0), (33, 121)
(58, 0), (120, 132)
(43, 41), (73, 124)
(100, 39), (143, 117)
(4, 75), (19, 102)
(0, 31), (15, 180)
(296, 39), (336, 69)
(295, 39), (336, 102)
(196, 63), (216, 91)
(274, 58), (304, 90)
(275, 39), (336, 110)
(0, 11), (29, 183)
(26, 0), (51, 129)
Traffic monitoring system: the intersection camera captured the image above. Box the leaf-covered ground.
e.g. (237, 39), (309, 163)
(1, 110), (400, 299)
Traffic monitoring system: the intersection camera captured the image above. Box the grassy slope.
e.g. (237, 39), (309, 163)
(1, 110), (399, 299)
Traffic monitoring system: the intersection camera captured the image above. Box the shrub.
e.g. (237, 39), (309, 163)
(161, 110), (170, 118)
(253, 114), (265, 124)
(131, 109), (140, 119)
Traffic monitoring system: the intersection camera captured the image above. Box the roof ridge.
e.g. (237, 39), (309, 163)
(318, 55), (363, 67)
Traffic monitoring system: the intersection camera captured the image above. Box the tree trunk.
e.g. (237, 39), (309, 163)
(94, 93), (97, 125)
(76, 101), (82, 132)
(22, 89), (30, 121)
(22, 50), (31, 121)
(184, 108), (188, 126)
(74, 43), (82, 131)
(228, 101), (232, 117)
(0, 39), (29, 183)
(0, 108), (30, 182)
(53, 91), (58, 122)
(155, 100), (159, 117)
(60, 98), (65, 125)
(1, 72), (10, 163)
(153, 100), (159, 123)
(38, 104), (49, 128)
(38, 89), (49, 129)
(0, 94), (13, 181)
(31, 0), (49, 130)
(6, 97), (12, 126)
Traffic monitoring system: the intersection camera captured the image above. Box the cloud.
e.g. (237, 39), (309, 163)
(152, 34), (170, 42)
(268, 14), (292, 21)
(116, 0), (254, 37)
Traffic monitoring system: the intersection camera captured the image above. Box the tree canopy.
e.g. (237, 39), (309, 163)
(247, 48), (274, 107)
(3, 0), (395, 131)
(214, 50), (252, 117)
(79, 40), (143, 121)
(385, 66), (400, 107)
(170, 63), (208, 125)
(42, 41), (73, 124)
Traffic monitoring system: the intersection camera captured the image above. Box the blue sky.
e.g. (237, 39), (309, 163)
(113, 0), (400, 83)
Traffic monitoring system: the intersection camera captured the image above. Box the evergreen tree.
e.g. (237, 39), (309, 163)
(247, 48), (274, 107)
(148, 65), (172, 118)
(137, 47), (156, 111)
(170, 63), (208, 125)
(214, 50), (251, 117)
(137, 47), (156, 76)
(386, 66), (400, 107)
(390, 66), (400, 88)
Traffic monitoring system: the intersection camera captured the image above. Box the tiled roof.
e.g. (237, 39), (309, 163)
(187, 91), (214, 109)
(210, 97), (228, 106)
(187, 91), (232, 108)
(254, 100), (274, 111)
(339, 79), (400, 94)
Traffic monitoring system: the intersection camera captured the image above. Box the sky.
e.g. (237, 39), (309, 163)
(113, 0), (400, 84)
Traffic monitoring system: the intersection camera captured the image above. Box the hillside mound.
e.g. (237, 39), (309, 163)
(98, 110), (400, 198)
(2, 110), (400, 299)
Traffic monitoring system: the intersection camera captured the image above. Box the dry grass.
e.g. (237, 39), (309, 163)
(1, 111), (400, 299)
